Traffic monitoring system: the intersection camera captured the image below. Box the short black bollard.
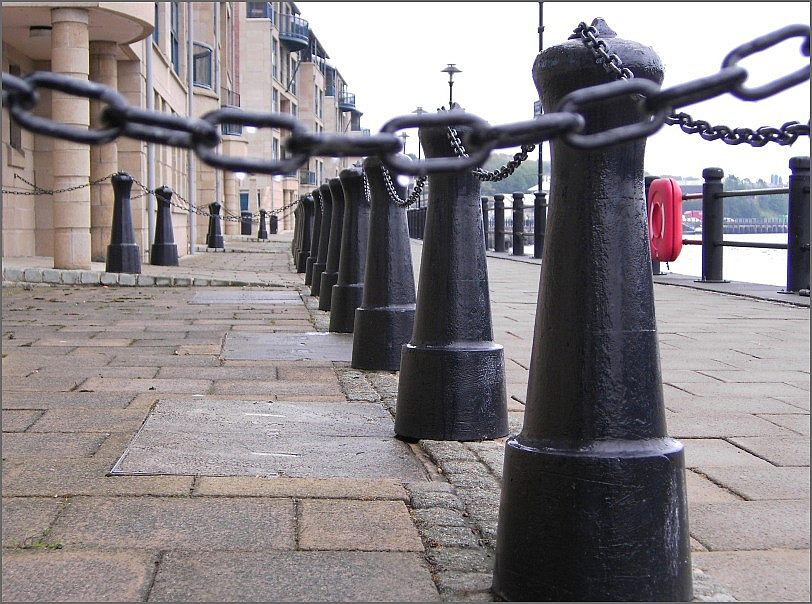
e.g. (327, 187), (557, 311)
(150, 186), (179, 266)
(481, 196), (489, 249)
(206, 202), (224, 249)
(493, 194), (506, 252)
(701, 167), (725, 282)
(106, 172), (141, 273)
(533, 191), (546, 259)
(329, 166), (370, 333)
(786, 156), (810, 292)
(318, 177), (346, 310)
(512, 192), (525, 256)
(395, 109), (508, 442)
(304, 189), (323, 286)
(241, 210), (252, 236)
(311, 183), (333, 297)
(352, 155), (416, 370)
(258, 209), (269, 240)
(296, 195), (314, 273)
(493, 20), (692, 602)
(291, 198), (302, 258)
(270, 213), (279, 235)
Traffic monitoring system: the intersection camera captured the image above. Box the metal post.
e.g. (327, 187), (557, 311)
(701, 167), (725, 282)
(787, 156), (810, 292)
(481, 196), (489, 249)
(494, 194), (506, 252)
(533, 191), (546, 259)
(512, 192), (525, 256)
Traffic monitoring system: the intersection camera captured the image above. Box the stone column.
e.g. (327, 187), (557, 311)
(89, 40), (119, 261)
(51, 7), (91, 269)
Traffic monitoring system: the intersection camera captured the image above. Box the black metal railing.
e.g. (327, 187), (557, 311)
(278, 13), (309, 50)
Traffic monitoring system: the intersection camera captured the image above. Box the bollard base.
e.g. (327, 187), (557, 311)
(492, 436), (693, 602)
(106, 244), (142, 274)
(311, 262), (327, 297)
(296, 251), (309, 273)
(395, 344), (508, 441)
(352, 306), (415, 371)
(304, 257), (316, 286)
(329, 284), (364, 333)
(318, 271), (339, 311)
(206, 236), (224, 250)
(149, 244), (179, 267)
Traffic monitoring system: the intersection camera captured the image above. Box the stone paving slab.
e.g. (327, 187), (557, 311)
(223, 331), (353, 361)
(728, 436), (810, 467)
(193, 477), (409, 500)
(699, 466), (810, 500)
(148, 551), (440, 602)
(1, 433), (107, 459)
(1, 549), (159, 603)
(29, 408), (148, 433)
(1, 409), (44, 431)
(690, 500), (810, 550)
(1, 391), (137, 409)
(190, 290), (303, 304)
(680, 438), (775, 468)
(48, 496), (296, 550)
(758, 413), (810, 436)
(665, 412), (798, 438)
(77, 377), (213, 394)
(1, 497), (64, 547)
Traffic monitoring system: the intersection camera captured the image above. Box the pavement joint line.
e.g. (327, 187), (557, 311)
(689, 469), (750, 502)
(721, 437), (782, 468)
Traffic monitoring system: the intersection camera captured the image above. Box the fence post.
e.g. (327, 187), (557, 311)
(512, 192), (525, 256)
(701, 167), (725, 282)
(787, 156), (810, 292)
(533, 191), (546, 259)
(494, 194), (506, 252)
(481, 196), (489, 249)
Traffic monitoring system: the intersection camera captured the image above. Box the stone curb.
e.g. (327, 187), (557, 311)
(2, 266), (264, 288)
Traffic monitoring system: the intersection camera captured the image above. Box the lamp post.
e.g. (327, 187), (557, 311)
(412, 106), (428, 207)
(399, 131), (410, 157)
(441, 63), (461, 108)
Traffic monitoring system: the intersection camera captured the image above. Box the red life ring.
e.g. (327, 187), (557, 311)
(647, 178), (683, 262)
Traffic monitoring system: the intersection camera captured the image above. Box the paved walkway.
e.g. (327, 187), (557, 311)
(2, 234), (809, 602)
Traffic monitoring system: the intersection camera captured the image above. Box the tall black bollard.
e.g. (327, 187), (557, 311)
(318, 177), (345, 310)
(512, 192), (525, 256)
(329, 166), (370, 332)
(493, 20), (692, 602)
(304, 189), (322, 286)
(352, 155), (416, 370)
(786, 156), (810, 292)
(296, 195), (314, 273)
(258, 209), (269, 240)
(481, 196), (489, 249)
(240, 210), (252, 236)
(206, 202), (224, 249)
(292, 198), (302, 259)
(493, 194), (506, 252)
(150, 186), (179, 266)
(270, 213), (279, 235)
(311, 183), (333, 297)
(395, 109), (508, 442)
(701, 168), (725, 282)
(106, 172), (141, 273)
(533, 191), (546, 259)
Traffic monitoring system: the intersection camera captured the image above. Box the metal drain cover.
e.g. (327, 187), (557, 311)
(223, 332), (354, 361)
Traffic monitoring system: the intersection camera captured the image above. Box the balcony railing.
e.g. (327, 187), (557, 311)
(338, 92), (356, 112)
(299, 170), (317, 186)
(279, 13), (309, 51)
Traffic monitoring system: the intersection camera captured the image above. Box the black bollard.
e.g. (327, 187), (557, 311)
(258, 209), (269, 240)
(700, 168), (725, 282)
(311, 183), (333, 297)
(296, 195), (314, 273)
(106, 172), (141, 273)
(395, 109), (508, 442)
(318, 177), (345, 310)
(270, 213), (279, 235)
(304, 189), (322, 286)
(292, 198), (302, 259)
(786, 156), (810, 292)
(512, 192), (525, 256)
(206, 202), (224, 249)
(493, 194), (506, 252)
(352, 154), (416, 370)
(240, 210), (252, 236)
(150, 186), (179, 266)
(533, 191), (547, 259)
(481, 196), (489, 249)
(329, 166), (370, 332)
(493, 19), (692, 602)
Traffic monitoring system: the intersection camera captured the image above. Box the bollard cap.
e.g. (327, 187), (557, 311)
(789, 156), (810, 171)
(702, 167), (725, 180)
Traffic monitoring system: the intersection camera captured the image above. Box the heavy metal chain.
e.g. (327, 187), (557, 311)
(2, 24), (809, 180)
(447, 126), (536, 181)
(574, 21), (810, 147)
(381, 165), (427, 207)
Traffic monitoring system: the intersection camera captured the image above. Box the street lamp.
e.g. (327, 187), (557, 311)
(441, 64), (461, 107)
(399, 131), (410, 157)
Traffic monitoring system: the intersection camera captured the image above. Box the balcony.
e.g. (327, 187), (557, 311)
(338, 92), (356, 112)
(279, 13), (309, 51)
(220, 87), (242, 136)
(299, 170), (317, 186)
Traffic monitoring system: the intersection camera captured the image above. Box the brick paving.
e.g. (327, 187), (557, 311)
(1, 235), (808, 601)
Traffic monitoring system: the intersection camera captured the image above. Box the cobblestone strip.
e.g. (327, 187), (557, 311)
(2, 267), (265, 288)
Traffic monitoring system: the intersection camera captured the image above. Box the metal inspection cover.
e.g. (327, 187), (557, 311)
(223, 332), (354, 361)
(190, 291), (303, 304)
(111, 398), (424, 480)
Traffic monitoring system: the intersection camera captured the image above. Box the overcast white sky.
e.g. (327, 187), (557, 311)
(296, 1), (810, 183)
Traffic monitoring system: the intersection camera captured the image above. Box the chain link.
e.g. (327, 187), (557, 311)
(573, 21), (811, 147)
(447, 125), (536, 181)
(2, 23), (809, 177)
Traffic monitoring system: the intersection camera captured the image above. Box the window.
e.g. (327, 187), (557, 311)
(153, 2), (160, 44)
(246, 2), (272, 19)
(291, 104), (297, 118)
(272, 88), (279, 113)
(319, 89), (324, 119)
(288, 56), (297, 94)
(272, 38), (279, 81)
(192, 43), (213, 88)
(240, 191), (249, 212)
(170, 1), (180, 74)
(272, 138), (280, 160)
(8, 65), (22, 150)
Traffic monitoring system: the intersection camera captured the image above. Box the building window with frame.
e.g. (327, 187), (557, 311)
(246, 2), (272, 19)
(170, 1), (180, 74)
(272, 137), (280, 160)
(272, 88), (279, 113)
(8, 65), (23, 150)
(272, 38), (279, 81)
(192, 43), (213, 88)
(153, 2), (160, 44)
